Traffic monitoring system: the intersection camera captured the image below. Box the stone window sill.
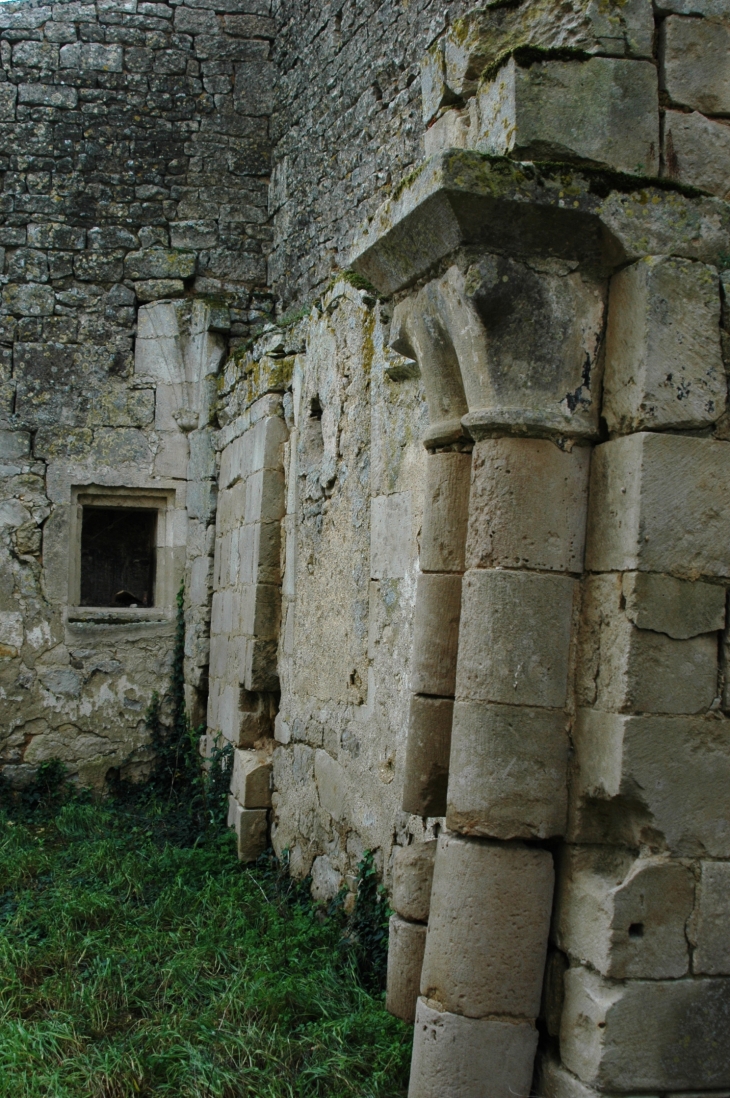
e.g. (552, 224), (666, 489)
(65, 607), (174, 626)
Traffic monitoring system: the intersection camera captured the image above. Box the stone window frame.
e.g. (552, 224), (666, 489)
(67, 485), (178, 623)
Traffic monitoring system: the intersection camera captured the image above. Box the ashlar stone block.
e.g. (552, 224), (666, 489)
(661, 15), (730, 115)
(561, 966), (730, 1091)
(577, 572), (718, 715)
(227, 799), (268, 863)
(371, 492), (413, 579)
(476, 56), (659, 176)
(466, 438), (590, 574)
(603, 257), (724, 433)
(456, 569), (576, 708)
(314, 748), (347, 822)
(447, 701), (569, 840)
(664, 110), (730, 199)
(689, 860), (730, 975)
(420, 452), (471, 574)
(386, 915), (427, 1023)
(622, 571), (725, 639)
(420, 833), (554, 1019)
(570, 709), (730, 857)
(402, 694), (453, 818)
(410, 574), (462, 697)
(408, 997), (538, 1098)
(438, 2), (654, 106)
(539, 1057), (606, 1098)
(230, 747), (272, 809)
(423, 107), (471, 158)
(554, 847), (693, 979)
(586, 433), (730, 579)
(392, 840), (436, 923)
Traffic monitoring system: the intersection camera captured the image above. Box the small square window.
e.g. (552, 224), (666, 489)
(79, 507), (157, 608)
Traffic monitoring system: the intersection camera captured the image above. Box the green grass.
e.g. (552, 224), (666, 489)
(0, 799), (411, 1098)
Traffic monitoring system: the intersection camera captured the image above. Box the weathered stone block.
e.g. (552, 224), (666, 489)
(408, 997), (538, 1098)
(555, 847), (693, 979)
(0, 83), (16, 121)
(420, 452), (471, 574)
(570, 709), (730, 857)
(240, 583), (280, 641)
(402, 694), (453, 818)
(603, 257), (724, 433)
(538, 1057), (603, 1098)
(245, 468), (285, 525)
(421, 833), (554, 1018)
(622, 571), (725, 639)
(456, 570), (575, 708)
(18, 83), (78, 109)
(314, 748), (347, 822)
(661, 15), (730, 115)
(60, 41), (123, 71)
(3, 283), (54, 316)
(153, 431), (187, 478)
(586, 434), (730, 579)
(386, 915), (427, 1023)
(245, 636), (278, 692)
(466, 438), (589, 574)
(476, 56), (659, 176)
(124, 248), (196, 281)
(371, 492), (413, 579)
(447, 701), (569, 840)
(423, 107), (471, 158)
(690, 860), (730, 975)
(0, 430), (29, 461)
(392, 841), (436, 925)
(439, 1), (654, 105)
(410, 574), (462, 697)
(421, 41), (449, 124)
(561, 966), (730, 1091)
(230, 748), (271, 808)
(228, 799), (268, 863)
(664, 110), (730, 199)
(577, 573), (718, 714)
(134, 279), (185, 303)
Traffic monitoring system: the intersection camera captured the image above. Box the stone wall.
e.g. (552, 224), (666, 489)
(267, 0), (474, 308)
(0, 0), (273, 786)
(3, 0), (730, 1095)
(210, 280), (438, 893)
(346, 4), (730, 1097)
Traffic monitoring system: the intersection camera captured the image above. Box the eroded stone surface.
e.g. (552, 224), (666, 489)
(689, 861), (730, 975)
(420, 833), (554, 1019)
(447, 701), (569, 840)
(408, 997), (538, 1098)
(664, 110), (730, 199)
(392, 841), (437, 923)
(570, 709), (730, 856)
(386, 915), (427, 1023)
(661, 15), (730, 115)
(603, 257), (724, 434)
(586, 434), (730, 579)
(466, 438), (589, 574)
(476, 56), (659, 177)
(561, 966), (730, 1091)
(456, 570), (576, 708)
(555, 847), (694, 979)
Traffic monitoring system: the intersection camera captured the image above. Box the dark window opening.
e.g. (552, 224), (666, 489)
(80, 508), (156, 607)
(628, 922), (644, 939)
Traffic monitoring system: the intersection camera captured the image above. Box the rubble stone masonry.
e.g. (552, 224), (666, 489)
(2, 0), (730, 1095)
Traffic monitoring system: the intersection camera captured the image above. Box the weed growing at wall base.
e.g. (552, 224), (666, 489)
(0, 795), (411, 1098)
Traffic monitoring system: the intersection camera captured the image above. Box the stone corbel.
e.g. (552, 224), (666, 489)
(134, 298), (228, 481)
